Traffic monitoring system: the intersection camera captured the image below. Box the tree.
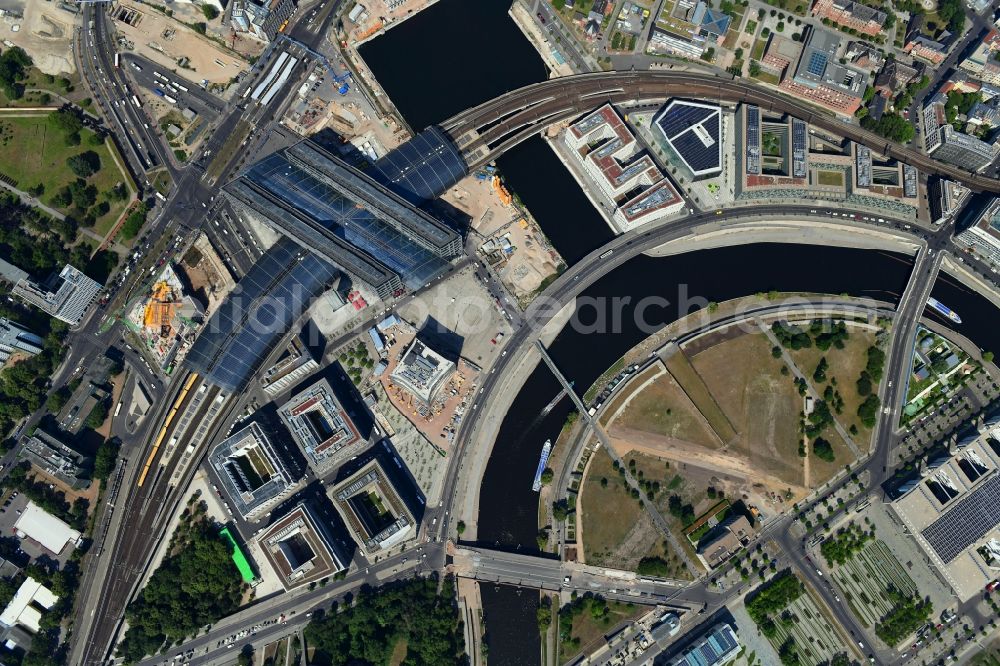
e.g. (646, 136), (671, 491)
(857, 394), (881, 428)
(192, 21), (207, 34)
(93, 439), (121, 481)
(984, 351), (995, 365)
(0, 47), (31, 100)
(540, 468), (554, 485)
(85, 400), (109, 429)
(49, 108), (83, 135)
(120, 203), (148, 240)
(67, 151), (102, 178)
(202, 4), (220, 20)
(456, 520), (466, 536)
(813, 438), (835, 462)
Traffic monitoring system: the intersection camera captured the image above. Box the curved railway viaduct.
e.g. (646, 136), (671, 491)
(440, 70), (1000, 194)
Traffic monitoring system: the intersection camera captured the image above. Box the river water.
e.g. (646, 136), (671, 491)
(360, 4), (1000, 663)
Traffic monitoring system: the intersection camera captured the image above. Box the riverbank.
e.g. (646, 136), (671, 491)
(645, 219), (923, 258)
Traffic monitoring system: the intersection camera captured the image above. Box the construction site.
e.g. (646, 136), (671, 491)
(375, 322), (478, 449)
(124, 264), (205, 375)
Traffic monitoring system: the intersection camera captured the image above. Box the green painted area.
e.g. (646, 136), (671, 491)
(220, 527), (257, 584)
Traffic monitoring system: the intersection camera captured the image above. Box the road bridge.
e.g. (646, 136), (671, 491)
(438, 71), (1000, 193)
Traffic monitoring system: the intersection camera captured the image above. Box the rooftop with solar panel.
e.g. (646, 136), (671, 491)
(653, 100), (723, 179)
(891, 420), (1000, 600)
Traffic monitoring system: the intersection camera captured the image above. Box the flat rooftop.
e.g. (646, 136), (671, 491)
(278, 377), (366, 475)
(330, 458), (415, 556)
(256, 502), (346, 589)
(389, 338), (455, 406)
(209, 422), (298, 520)
(892, 428), (1000, 600)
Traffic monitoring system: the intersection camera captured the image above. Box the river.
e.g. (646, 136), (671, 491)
(358, 4), (999, 663)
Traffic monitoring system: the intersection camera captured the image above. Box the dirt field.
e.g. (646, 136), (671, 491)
(602, 362), (720, 450)
(0, 3), (76, 75)
(691, 333), (806, 488)
(177, 233), (235, 315)
(664, 351), (737, 444)
(110, 1), (248, 85)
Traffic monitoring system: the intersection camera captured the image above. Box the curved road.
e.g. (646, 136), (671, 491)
(439, 70), (1000, 193)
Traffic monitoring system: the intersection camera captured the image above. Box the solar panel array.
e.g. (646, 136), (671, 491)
(792, 119), (807, 178)
(921, 473), (1000, 563)
(186, 238), (338, 393)
(655, 101), (723, 176)
(370, 126), (468, 205)
(745, 105), (761, 175)
(807, 51), (828, 78)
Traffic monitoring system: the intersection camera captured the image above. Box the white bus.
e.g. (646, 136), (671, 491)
(131, 95), (141, 108)
(114, 53), (120, 68)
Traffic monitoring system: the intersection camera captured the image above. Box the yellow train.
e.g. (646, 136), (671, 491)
(137, 373), (199, 488)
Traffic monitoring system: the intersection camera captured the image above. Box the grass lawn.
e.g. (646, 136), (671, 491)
(970, 642), (1000, 666)
(664, 352), (737, 443)
(751, 70), (780, 85)
(388, 638), (408, 666)
(579, 448), (646, 565)
(817, 170), (845, 187)
(751, 37), (767, 60)
(789, 326), (879, 442)
(745, 19), (758, 34)
(560, 600), (645, 664)
(0, 68), (83, 108)
(605, 364), (720, 449)
(0, 114), (129, 233)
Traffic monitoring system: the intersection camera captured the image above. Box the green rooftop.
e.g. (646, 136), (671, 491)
(220, 527), (257, 585)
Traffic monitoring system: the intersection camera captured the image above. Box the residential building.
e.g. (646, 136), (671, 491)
(928, 125), (999, 172)
(256, 502), (346, 589)
(960, 30), (1000, 86)
(967, 96), (1000, 127)
(21, 430), (91, 490)
(653, 99), (723, 178)
(563, 104), (684, 230)
(278, 378), (366, 476)
(260, 334), (320, 397)
(845, 41), (884, 71)
(230, 0), (296, 41)
(905, 35), (947, 66)
(209, 422), (299, 520)
(779, 27), (869, 116)
(874, 59), (920, 99)
(0, 318), (43, 366)
(811, 0), (885, 36)
(0, 259), (102, 326)
(389, 338), (455, 408)
(330, 458), (416, 557)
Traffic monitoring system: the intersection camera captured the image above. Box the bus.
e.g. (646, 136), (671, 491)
(131, 95), (141, 108)
(113, 53), (120, 68)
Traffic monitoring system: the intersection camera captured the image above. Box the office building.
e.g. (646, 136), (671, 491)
(14, 502), (82, 555)
(779, 27), (869, 116)
(21, 430), (90, 490)
(226, 140), (462, 300)
(669, 623), (742, 666)
(230, 0), (295, 41)
(330, 458), (416, 556)
(279, 378), (366, 475)
(956, 197), (1000, 266)
(0, 578), (58, 634)
(563, 104), (684, 230)
(260, 334), (320, 398)
(811, 0), (885, 36)
(389, 338), (455, 408)
(928, 125), (999, 172)
(654, 100), (723, 179)
(0, 259), (102, 326)
(209, 422), (298, 520)
(256, 502), (346, 589)
(0, 318), (43, 366)
(696, 515), (755, 568)
(960, 30), (1000, 86)
(891, 429), (1000, 600)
